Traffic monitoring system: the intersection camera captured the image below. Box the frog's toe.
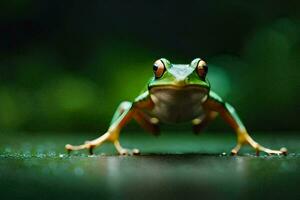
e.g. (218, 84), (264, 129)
(230, 149), (238, 156)
(230, 144), (241, 156)
(257, 147), (288, 156)
(65, 142), (98, 155)
(119, 149), (130, 156)
(132, 148), (140, 155)
(65, 144), (73, 154)
(118, 148), (140, 156)
(65, 144), (79, 152)
(65, 144), (72, 150)
(280, 147), (288, 155)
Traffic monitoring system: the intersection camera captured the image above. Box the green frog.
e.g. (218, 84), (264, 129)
(66, 58), (287, 156)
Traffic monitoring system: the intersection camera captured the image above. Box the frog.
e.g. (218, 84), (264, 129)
(65, 58), (287, 156)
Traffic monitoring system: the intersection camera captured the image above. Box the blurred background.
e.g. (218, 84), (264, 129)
(0, 0), (299, 133)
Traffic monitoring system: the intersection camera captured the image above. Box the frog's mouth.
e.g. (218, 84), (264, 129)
(149, 84), (209, 92)
(149, 85), (209, 102)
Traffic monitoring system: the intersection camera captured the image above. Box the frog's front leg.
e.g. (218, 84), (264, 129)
(65, 92), (154, 155)
(203, 91), (287, 156)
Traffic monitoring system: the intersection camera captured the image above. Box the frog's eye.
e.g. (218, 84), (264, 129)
(196, 60), (208, 79)
(153, 59), (166, 78)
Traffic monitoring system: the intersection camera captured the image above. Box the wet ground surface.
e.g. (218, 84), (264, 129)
(0, 132), (299, 200)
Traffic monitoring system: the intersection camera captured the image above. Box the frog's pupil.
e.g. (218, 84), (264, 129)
(153, 64), (158, 71)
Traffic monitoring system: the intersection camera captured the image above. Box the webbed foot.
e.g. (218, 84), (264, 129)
(230, 130), (288, 156)
(230, 144), (287, 156)
(65, 131), (140, 156)
(65, 142), (97, 155)
(113, 140), (140, 155)
(118, 148), (140, 156)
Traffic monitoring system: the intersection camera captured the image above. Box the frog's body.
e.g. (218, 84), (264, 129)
(66, 58), (287, 156)
(149, 85), (208, 123)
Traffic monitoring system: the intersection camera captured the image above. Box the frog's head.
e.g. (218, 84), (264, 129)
(148, 58), (210, 89)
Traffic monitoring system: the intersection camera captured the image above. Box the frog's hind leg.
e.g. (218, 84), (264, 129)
(65, 99), (153, 155)
(192, 111), (218, 134)
(203, 91), (287, 156)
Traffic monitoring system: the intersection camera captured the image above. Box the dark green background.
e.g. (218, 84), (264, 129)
(0, 1), (300, 200)
(0, 0), (299, 132)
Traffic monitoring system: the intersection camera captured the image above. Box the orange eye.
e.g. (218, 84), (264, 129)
(153, 59), (165, 78)
(197, 60), (208, 78)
